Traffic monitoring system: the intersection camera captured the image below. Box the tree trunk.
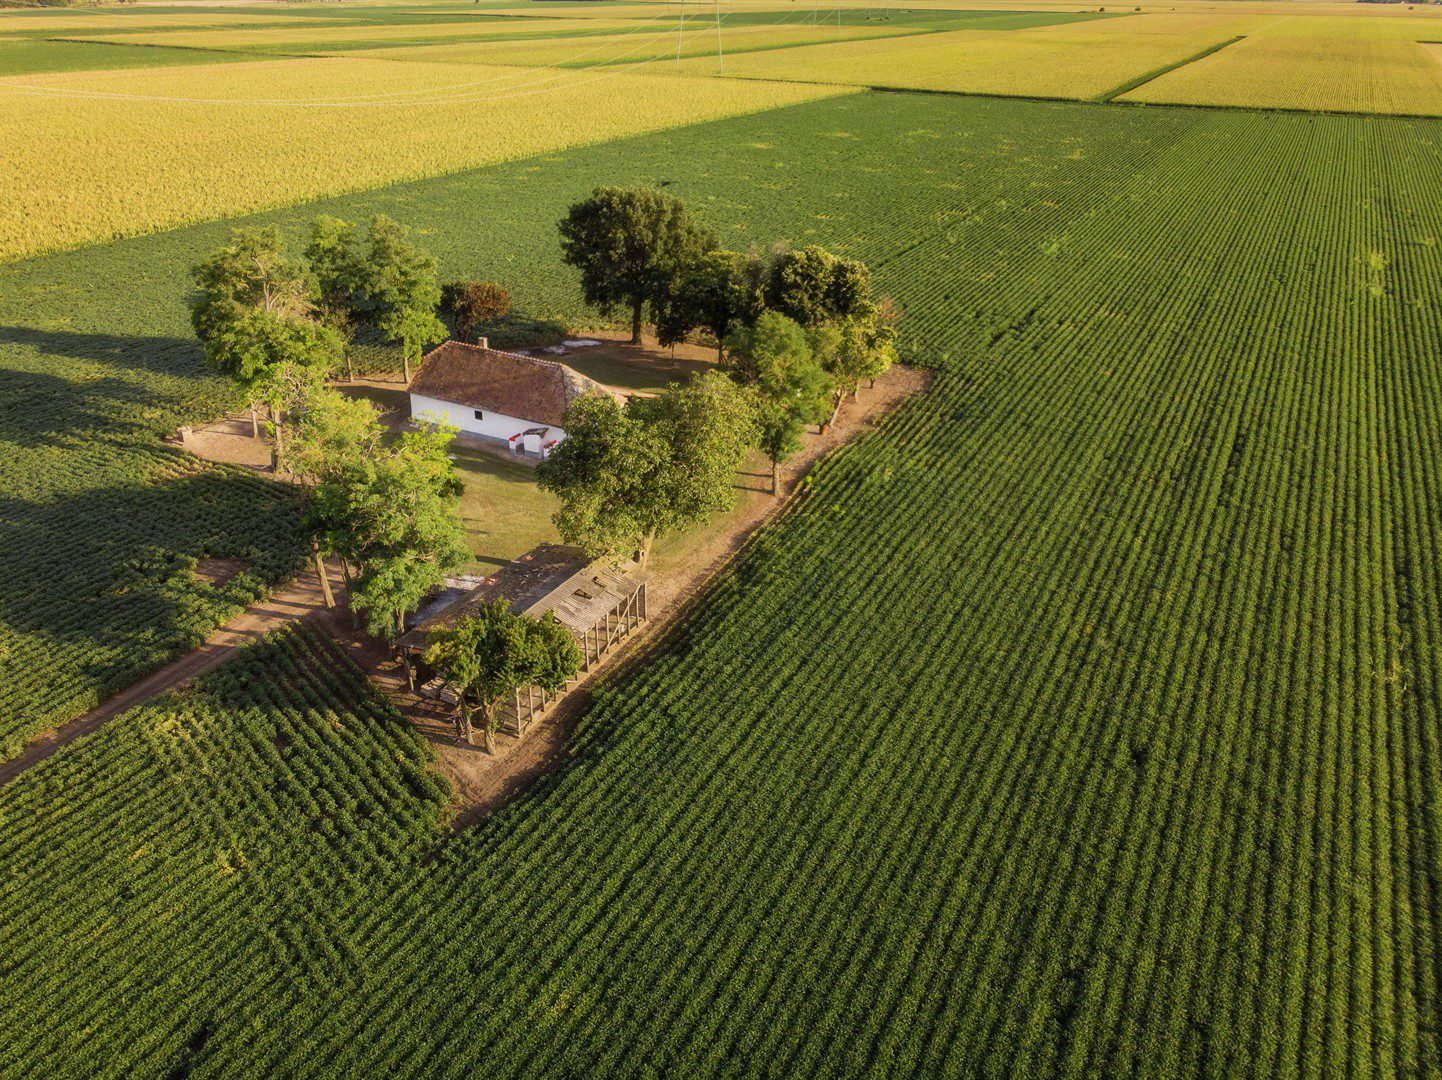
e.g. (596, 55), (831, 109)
(249, 403), (259, 439)
(311, 537), (335, 609)
(395, 606), (406, 636)
(637, 528), (657, 568)
(772, 456), (781, 497)
(482, 703), (496, 754)
(825, 392), (844, 434)
(457, 699), (473, 745)
(402, 353), (411, 384)
(339, 560), (358, 629)
(270, 405), (285, 474)
(344, 350), (354, 383)
(631, 300), (644, 346)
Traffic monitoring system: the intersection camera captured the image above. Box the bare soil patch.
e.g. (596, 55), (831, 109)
(194, 555), (249, 588)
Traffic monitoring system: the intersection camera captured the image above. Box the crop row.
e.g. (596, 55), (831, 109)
(1, 92), (1440, 1075)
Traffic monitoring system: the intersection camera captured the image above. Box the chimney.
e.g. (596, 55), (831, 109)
(477, 336), (489, 350)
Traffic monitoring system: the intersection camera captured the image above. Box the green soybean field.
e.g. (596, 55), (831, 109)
(3, 91), (1442, 1074)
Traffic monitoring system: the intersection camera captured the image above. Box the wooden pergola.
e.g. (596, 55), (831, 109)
(396, 544), (648, 739)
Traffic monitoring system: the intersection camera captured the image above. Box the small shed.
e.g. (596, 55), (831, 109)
(397, 544), (648, 737)
(406, 339), (616, 458)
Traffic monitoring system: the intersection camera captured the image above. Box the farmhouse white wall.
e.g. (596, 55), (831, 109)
(409, 393), (564, 449)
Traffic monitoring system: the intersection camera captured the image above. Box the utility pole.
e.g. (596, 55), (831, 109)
(677, 0), (685, 69)
(715, 0), (723, 73)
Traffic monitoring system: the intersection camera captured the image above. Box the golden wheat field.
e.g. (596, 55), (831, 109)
(1122, 36), (1442, 115)
(66, 17), (646, 52)
(346, 21), (921, 69)
(676, 15), (1246, 100)
(1240, 12), (1442, 40)
(0, 56), (851, 262)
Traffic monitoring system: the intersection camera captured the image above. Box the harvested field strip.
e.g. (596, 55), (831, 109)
(1096, 33), (1245, 102)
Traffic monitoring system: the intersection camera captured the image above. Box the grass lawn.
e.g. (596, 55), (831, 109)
(449, 442), (559, 571)
(546, 336), (715, 394)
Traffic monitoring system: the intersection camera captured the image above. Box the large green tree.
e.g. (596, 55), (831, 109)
(304, 214), (447, 383)
(424, 601), (582, 752)
(655, 249), (760, 360)
(310, 421), (470, 641)
(538, 372), (756, 565)
(306, 215), (368, 381)
(363, 215), (447, 383)
(727, 312), (833, 495)
(559, 186), (716, 345)
(764, 245), (876, 329)
(818, 316), (898, 428)
(293, 388), (389, 607)
(191, 225), (315, 436)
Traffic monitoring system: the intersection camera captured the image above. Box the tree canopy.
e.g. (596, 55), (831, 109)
(190, 228), (339, 470)
(538, 372), (756, 564)
(764, 245), (876, 328)
(303, 214), (446, 381)
(727, 312), (833, 495)
(308, 420), (470, 640)
(442, 280), (512, 344)
(655, 249), (761, 359)
(190, 225), (312, 347)
(424, 600), (582, 751)
(559, 186), (716, 345)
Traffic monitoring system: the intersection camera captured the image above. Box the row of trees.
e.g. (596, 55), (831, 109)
(190, 215), (446, 471)
(289, 389), (468, 640)
(557, 186), (897, 497)
(290, 385), (583, 752)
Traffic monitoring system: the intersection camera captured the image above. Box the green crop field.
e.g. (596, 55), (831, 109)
(4, 82), (1442, 1074)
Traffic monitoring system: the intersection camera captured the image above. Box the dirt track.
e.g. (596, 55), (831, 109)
(0, 561), (342, 789)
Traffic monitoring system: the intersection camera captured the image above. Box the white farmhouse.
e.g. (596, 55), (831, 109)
(407, 339), (614, 458)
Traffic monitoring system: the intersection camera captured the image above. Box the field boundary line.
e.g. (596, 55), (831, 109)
(45, 36), (309, 61)
(1094, 34), (1246, 103)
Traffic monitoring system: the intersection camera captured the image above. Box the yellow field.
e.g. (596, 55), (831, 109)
(0, 10), (324, 33)
(0, 57), (852, 262)
(349, 21), (923, 69)
(1122, 36), (1442, 116)
(67, 17), (645, 52)
(677, 16), (1246, 100)
(1240, 13), (1442, 40)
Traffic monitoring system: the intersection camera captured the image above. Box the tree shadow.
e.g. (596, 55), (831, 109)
(0, 324), (206, 380)
(0, 325), (218, 449)
(0, 472), (306, 753)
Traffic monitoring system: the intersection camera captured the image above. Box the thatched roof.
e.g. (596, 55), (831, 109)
(407, 341), (610, 428)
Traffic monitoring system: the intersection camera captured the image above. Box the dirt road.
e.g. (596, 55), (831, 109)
(0, 561), (343, 789)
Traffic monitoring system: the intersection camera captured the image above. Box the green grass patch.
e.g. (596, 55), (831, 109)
(0, 36), (267, 74)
